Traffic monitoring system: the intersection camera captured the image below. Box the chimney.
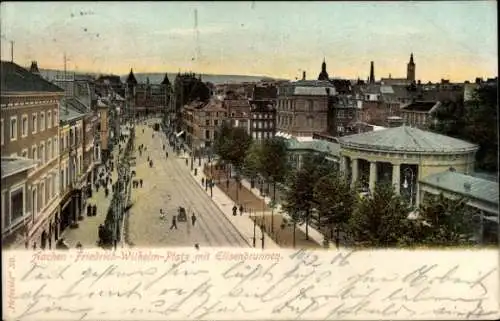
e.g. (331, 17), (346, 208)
(369, 61), (375, 84)
(302, 71), (306, 81)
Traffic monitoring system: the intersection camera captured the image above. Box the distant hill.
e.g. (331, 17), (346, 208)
(38, 68), (284, 85)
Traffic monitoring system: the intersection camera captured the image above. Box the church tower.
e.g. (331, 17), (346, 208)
(317, 58), (330, 81)
(407, 53), (415, 82)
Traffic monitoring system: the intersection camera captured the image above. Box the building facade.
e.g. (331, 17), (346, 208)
(276, 80), (336, 137)
(1, 61), (64, 249)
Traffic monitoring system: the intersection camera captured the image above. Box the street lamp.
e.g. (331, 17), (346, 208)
(403, 167), (415, 207)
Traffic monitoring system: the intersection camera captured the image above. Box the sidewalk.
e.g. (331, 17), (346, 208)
(184, 158), (280, 249)
(238, 179), (336, 248)
(62, 136), (132, 249)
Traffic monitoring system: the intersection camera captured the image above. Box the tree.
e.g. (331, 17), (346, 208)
(347, 183), (412, 247)
(313, 172), (355, 243)
(243, 141), (262, 188)
(213, 122), (252, 200)
(415, 194), (478, 246)
(282, 153), (335, 240)
(463, 84), (498, 172)
(257, 137), (290, 233)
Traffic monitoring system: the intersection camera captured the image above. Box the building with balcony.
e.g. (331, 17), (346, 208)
(1, 60), (65, 249)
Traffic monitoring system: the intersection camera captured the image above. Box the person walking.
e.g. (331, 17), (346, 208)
(239, 204), (244, 216)
(170, 215), (178, 230)
(191, 213), (197, 227)
(140, 179), (143, 188)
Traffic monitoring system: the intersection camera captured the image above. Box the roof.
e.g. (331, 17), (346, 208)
(287, 138), (341, 157)
(294, 86), (336, 96)
(126, 69), (138, 85)
(1, 61), (64, 93)
(161, 73), (171, 86)
(60, 99), (86, 122)
(1, 157), (38, 179)
(402, 101), (438, 112)
(420, 170), (499, 206)
(338, 125), (479, 153)
(380, 85), (394, 94)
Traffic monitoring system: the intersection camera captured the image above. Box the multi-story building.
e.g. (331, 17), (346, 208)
(124, 69), (172, 119)
(1, 60), (64, 249)
(182, 99), (227, 156)
(276, 80), (336, 137)
(327, 95), (358, 137)
(58, 99), (86, 236)
(223, 95), (251, 131)
(249, 83), (278, 141)
(400, 101), (441, 129)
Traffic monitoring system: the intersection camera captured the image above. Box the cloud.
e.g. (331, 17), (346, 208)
(152, 26), (225, 36)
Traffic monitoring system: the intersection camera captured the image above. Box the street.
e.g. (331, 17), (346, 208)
(126, 120), (249, 248)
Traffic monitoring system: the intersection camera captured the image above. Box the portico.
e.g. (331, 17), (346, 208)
(338, 125), (478, 207)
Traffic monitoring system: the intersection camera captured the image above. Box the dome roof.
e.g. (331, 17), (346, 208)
(339, 125), (478, 154)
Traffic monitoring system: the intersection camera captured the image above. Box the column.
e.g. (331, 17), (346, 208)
(369, 161), (377, 194)
(392, 163), (401, 195)
(351, 158), (359, 188)
(340, 156), (347, 176)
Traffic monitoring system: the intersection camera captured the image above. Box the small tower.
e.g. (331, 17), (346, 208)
(317, 58), (330, 81)
(369, 61), (375, 84)
(29, 61), (40, 75)
(407, 53), (415, 82)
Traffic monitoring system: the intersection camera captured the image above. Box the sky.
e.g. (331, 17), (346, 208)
(1, 1), (497, 82)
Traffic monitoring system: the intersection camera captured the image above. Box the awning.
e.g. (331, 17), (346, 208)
(176, 131), (185, 138)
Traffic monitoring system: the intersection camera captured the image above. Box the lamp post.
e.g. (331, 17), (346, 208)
(402, 167), (415, 207)
(251, 208), (257, 248)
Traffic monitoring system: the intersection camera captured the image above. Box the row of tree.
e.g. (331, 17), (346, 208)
(283, 153), (481, 248)
(214, 122), (482, 248)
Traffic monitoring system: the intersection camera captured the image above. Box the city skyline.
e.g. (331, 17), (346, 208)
(1, 1), (497, 82)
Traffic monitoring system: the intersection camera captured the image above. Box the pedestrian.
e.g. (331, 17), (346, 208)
(149, 160), (153, 168)
(232, 205), (238, 216)
(105, 188), (109, 198)
(166, 151), (168, 159)
(160, 209), (165, 220)
(191, 213), (197, 226)
(163, 144), (165, 151)
(147, 156), (150, 162)
(93, 204), (97, 216)
(140, 179), (143, 188)
(201, 177), (205, 186)
(239, 204), (244, 216)
(76, 242), (83, 249)
(170, 215), (178, 230)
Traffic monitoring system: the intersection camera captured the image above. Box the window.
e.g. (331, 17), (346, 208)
(21, 114), (28, 137)
(21, 149), (28, 158)
(214, 120), (218, 126)
(40, 112), (45, 131)
(1, 118), (3, 145)
(41, 182), (46, 209)
(47, 111), (52, 129)
(32, 145), (37, 161)
(53, 137), (58, 157)
(32, 187), (37, 220)
(32, 113), (37, 134)
(10, 186), (25, 223)
(10, 116), (17, 141)
(205, 130), (210, 140)
(47, 140), (52, 160)
(53, 109), (58, 127)
(40, 143), (45, 165)
(338, 110), (345, 118)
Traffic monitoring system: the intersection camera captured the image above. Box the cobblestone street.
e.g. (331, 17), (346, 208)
(126, 121), (249, 248)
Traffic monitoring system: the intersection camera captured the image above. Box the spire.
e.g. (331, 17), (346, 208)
(409, 53), (414, 64)
(29, 61), (40, 75)
(161, 73), (171, 86)
(369, 61), (375, 84)
(318, 58), (329, 81)
(126, 68), (138, 85)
